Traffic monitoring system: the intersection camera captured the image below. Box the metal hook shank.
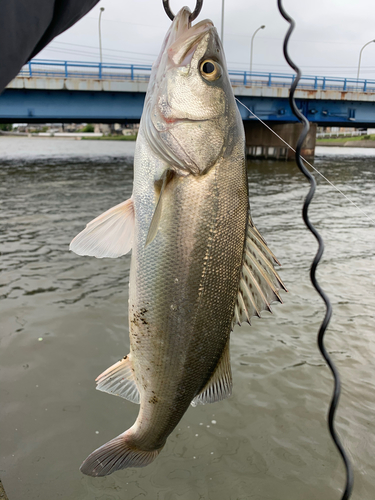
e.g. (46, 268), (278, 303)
(162, 0), (203, 22)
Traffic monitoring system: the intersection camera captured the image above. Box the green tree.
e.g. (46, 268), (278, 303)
(0, 124), (12, 131)
(81, 124), (94, 133)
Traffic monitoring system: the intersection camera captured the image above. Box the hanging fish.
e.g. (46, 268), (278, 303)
(70, 6), (286, 476)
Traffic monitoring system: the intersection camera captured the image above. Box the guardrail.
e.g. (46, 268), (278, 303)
(17, 59), (375, 93)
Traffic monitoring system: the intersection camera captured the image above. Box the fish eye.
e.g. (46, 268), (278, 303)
(200, 59), (221, 81)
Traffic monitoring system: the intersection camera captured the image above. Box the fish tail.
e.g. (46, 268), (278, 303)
(80, 429), (163, 476)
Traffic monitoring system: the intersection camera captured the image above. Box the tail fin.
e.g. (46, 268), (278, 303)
(80, 432), (163, 476)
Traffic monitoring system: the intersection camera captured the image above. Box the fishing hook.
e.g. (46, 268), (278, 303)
(162, 0), (203, 22)
(277, 1), (354, 499)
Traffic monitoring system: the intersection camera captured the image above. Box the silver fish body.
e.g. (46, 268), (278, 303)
(128, 139), (248, 452)
(71, 7), (285, 477)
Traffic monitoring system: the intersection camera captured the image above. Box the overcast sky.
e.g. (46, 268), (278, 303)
(37, 0), (375, 80)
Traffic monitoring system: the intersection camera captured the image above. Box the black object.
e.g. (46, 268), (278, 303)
(277, 1), (354, 499)
(0, 0), (100, 92)
(162, 0), (203, 22)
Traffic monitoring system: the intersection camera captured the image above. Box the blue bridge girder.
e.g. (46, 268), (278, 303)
(1, 59), (375, 126)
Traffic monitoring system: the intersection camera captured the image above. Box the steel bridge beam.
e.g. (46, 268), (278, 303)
(1, 88), (375, 127)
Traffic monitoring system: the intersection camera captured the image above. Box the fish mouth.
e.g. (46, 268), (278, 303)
(153, 7), (214, 75)
(166, 8), (214, 67)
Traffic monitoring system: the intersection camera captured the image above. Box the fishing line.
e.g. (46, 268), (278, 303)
(277, 1), (354, 499)
(235, 98), (375, 226)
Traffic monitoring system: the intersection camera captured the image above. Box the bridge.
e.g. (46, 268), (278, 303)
(2, 59), (375, 159)
(2, 59), (375, 127)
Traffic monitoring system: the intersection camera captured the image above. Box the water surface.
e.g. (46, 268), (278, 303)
(1, 137), (374, 500)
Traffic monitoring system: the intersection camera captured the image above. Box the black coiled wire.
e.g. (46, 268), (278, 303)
(277, 1), (354, 498)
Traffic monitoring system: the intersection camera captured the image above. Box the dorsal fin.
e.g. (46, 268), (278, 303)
(191, 340), (232, 407)
(232, 217), (287, 328)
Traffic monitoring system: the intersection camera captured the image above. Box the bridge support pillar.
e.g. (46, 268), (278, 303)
(244, 122), (316, 160)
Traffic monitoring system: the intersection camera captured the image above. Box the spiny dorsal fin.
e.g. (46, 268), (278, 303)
(70, 197), (134, 258)
(191, 340), (232, 407)
(232, 217), (287, 328)
(95, 354), (140, 404)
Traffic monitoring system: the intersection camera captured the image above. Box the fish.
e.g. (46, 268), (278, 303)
(70, 6), (286, 477)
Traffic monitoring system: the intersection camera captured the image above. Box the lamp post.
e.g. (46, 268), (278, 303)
(221, 0), (224, 45)
(250, 25), (265, 83)
(357, 39), (375, 81)
(99, 7), (105, 64)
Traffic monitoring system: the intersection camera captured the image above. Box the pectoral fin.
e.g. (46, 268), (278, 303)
(191, 340), (232, 407)
(95, 354), (140, 404)
(232, 217), (287, 328)
(70, 197), (134, 258)
(145, 170), (174, 247)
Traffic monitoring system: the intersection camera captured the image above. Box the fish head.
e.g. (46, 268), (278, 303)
(144, 7), (242, 175)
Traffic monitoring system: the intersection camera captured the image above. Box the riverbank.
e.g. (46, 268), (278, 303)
(0, 131), (136, 141)
(317, 139), (375, 147)
(3, 131), (375, 148)
(317, 134), (375, 147)
(81, 134), (137, 141)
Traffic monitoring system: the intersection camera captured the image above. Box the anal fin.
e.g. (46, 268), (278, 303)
(95, 354), (140, 404)
(191, 340), (232, 407)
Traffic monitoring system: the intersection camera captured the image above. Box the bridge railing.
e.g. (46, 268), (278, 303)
(19, 59), (152, 82)
(17, 59), (375, 93)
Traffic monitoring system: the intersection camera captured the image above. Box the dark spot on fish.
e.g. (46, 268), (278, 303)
(149, 395), (158, 404)
(123, 355), (128, 360)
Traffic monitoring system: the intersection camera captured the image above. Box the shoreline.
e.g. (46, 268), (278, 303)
(2, 133), (375, 148)
(0, 133), (136, 141)
(316, 140), (375, 148)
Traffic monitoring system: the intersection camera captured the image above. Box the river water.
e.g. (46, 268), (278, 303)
(0, 137), (374, 500)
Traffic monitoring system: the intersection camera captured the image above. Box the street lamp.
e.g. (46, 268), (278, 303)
(99, 7), (105, 64)
(221, 0), (225, 45)
(250, 25), (265, 82)
(357, 39), (375, 81)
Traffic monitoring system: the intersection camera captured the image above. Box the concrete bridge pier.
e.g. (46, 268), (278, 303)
(244, 122), (317, 160)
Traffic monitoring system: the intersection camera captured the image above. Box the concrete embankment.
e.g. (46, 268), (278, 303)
(317, 140), (375, 148)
